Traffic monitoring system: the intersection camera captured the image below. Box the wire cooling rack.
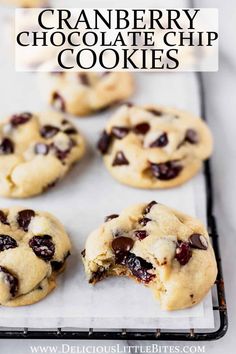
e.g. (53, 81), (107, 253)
(0, 73), (228, 341)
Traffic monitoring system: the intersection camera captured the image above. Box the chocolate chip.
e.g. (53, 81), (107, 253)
(78, 73), (90, 86)
(0, 211), (9, 225)
(150, 161), (183, 180)
(111, 126), (130, 139)
(175, 242), (192, 265)
(134, 230), (148, 240)
(51, 139), (75, 161)
(139, 217), (151, 226)
(17, 209), (35, 232)
(185, 129), (199, 144)
(125, 102), (133, 107)
(0, 138), (14, 155)
(147, 109), (162, 116)
(97, 130), (111, 155)
(104, 214), (119, 222)
(189, 234), (208, 250)
(0, 266), (18, 297)
(0, 235), (17, 252)
(112, 151), (129, 166)
(89, 267), (106, 284)
(81, 249), (86, 257)
(51, 251), (70, 270)
(52, 92), (66, 112)
(10, 112), (32, 127)
(115, 251), (155, 283)
(29, 235), (55, 261)
(150, 133), (168, 148)
(144, 201), (158, 214)
(61, 119), (69, 125)
(133, 122), (150, 135)
(64, 128), (77, 135)
(34, 143), (49, 155)
(40, 125), (60, 139)
(112, 236), (134, 253)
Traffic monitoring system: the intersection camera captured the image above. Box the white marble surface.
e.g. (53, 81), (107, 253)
(0, 0), (235, 353)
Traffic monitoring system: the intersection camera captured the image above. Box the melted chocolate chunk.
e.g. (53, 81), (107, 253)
(134, 230), (148, 240)
(144, 201), (158, 214)
(150, 161), (183, 180)
(104, 214), (119, 222)
(10, 112), (32, 127)
(115, 251), (155, 283)
(17, 209), (35, 232)
(147, 109), (162, 116)
(0, 138), (14, 155)
(51, 251), (70, 271)
(34, 143), (49, 155)
(40, 125), (60, 139)
(175, 242), (192, 265)
(0, 211), (9, 225)
(185, 129), (199, 144)
(0, 266), (18, 297)
(89, 267), (106, 283)
(0, 235), (17, 252)
(97, 130), (111, 155)
(189, 234), (208, 250)
(133, 122), (150, 135)
(78, 73), (90, 86)
(150, 133), (168, 148)
(139, 217), (151, 226)
(112, 151), (129, 166)
(29, 235), (55, 261)
(52, 92), (66, 112)
(111, 126), (130, 139)
(112, 237), (134, 253)
(64, 128), (77, 135)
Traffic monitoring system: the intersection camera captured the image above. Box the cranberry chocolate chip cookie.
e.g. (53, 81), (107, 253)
(0, 111), (85, 198)
(97, 104), (213, 188)
(0, 206), (71, 306)
(82, 201), (217, 310)
(40, 72), (134, 116)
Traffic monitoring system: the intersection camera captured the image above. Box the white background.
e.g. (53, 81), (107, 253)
(0, 0), (235, 353)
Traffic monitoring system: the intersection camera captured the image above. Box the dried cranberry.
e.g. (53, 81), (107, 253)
(0, 235), (17, 252)
(112, 237), (134, 253)
(189, 234), (208, 250)
(10, 112), (32, 127)
(134, 230), (148, 240)
(0, 138), (14, 155)
(175, 242), (192, 265)
(115, 252), (155, 283)
(150, 161), (183, 180)
(185, 129), (199, 144)
(144, 201), (158, 214)
(34, 143), (49, 155)
(0, 211), (9, 225)
(17, 209), (35, 231)
(133, 122), (150, 135)
(150, 133), (168, 148)
(104, 214), (119, 222)
(97, 130), (111, 155)
(0, 266), (18, 297)
(78, 73), (90, 86)
(64, 128), (77, 135)
(112, 151), (129, 166)
(40, 125), (60, 139)
(111, 126), (130, 139)
(147, 109), (162, 116)
(52, 92), (66, 112)
(29, 235), (55, 261)
(139, 217), (151, 226)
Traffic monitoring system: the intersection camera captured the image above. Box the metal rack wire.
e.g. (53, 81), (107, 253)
(0, 73), (228, 340)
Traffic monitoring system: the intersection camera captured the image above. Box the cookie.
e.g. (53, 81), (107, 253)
(97, 104), (213, 188)
(0, 206), (71, 306)
(40, 72), (134, 116)
(0, 111), (85, 198)
(82, 201), (217, 310)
